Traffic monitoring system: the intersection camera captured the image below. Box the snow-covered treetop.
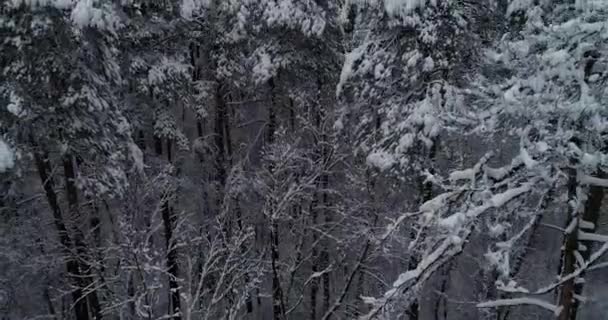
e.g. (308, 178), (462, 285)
(1, 0), (134, 196)
(9, 0), (123, 31)
(337, 0), (477, 174)
(474, 2), (608, 174)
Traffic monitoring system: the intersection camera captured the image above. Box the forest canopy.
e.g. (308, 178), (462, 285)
(1, 0), (608, 319)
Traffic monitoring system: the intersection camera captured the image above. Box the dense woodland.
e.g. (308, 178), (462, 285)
(1, 0), (608, 319)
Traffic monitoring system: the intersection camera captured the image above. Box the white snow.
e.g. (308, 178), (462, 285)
(7, 91), (25, 117)
(396, 133), (415, 152)
(536, 141), (549, 153)
(438, 212), (465, 230)
(484, 249), (509, 276)
(496, 280), (530, 294)
(407, 50), (422, 68)
(579, 220), (595, 230)
(520, 147), (537, 169)
(489, 184), (531, 208)
(71, 0), (98, 27)
(385, 0), (429, 17)
(128, 142), (144, 173)
(0, 139), (15, 173)
(374, 63), (385, 79)
(488, 223), (506, 238)
(333, 117), (344, 131)
(565, 218), (578, 234)
(70, 0), (119, 30)
(391, 236), (453, 288)
(543, 49), (570, 66)
(579, 174), (608, 188)
(478, 298), (563, 316)
(180, 0), (196, 19)
(366, 150), (395, 171)
(503, 84), (520, 103)
(423, 56), (435, 72)
(252, 52), (274, 84)
(180, 0), (210, 19)
(449, 168), (476, 183)
(580, 153), (599, 168)
(337, 45), (365, 97)
(578, 231), (608, 243)
(506, 0), (534, 15)
(420, 192), (453, 213)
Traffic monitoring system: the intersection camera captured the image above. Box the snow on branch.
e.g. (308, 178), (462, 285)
(477, 298), (563, 316)
(360, 175), (535, 319)
(579, 174), (608, 188)
(578, 230), (608, 243)
(498, 240), (608, 296)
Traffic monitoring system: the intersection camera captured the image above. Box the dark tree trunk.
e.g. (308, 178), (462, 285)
(310, 196), (319, 320)
(559, 169), (605, 320)
(408, 140), (437, 320)
(155, 137), (181, 319)
(214, 83), (227, 209)
(33, 150), (91, 320)
(570, 170), (605, 319)
(558, 169), (579, 320)
(44, 286), (57, 320)
(137, 130), (146, 151)
(267, 78), (277, 145)
(319, 116), (331, 318)
(266, 76), (286, 320)
(128, 275), (136, 320)
(63, 155), (102, 320)
(271, 219), (287, 320)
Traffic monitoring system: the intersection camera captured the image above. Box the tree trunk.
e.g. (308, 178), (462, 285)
(33, 149), (92, 320)
(310, 196), (319, 320)
(266, 76), (286, 320)
(559, 169), (605, 320)
(63, 154), (103, 320)
(408, 140), (437, 320)
(156, 137), (181, 319)
(319, 113), (331, 318)
(214, 82), (227, 212)
(557, 169), (580, 320)
(44, 286), (57, 320)
(271, 218), (287, 320)
(570, 170), (605, 319)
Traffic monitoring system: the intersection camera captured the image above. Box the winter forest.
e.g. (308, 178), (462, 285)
(2, 0), (608, 319)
